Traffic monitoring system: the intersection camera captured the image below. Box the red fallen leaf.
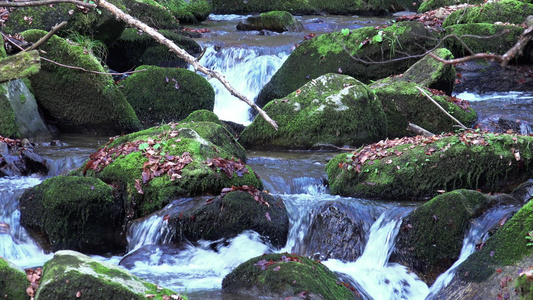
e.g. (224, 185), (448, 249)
(496, 269), (502, 273)
(146, 294), (156, 299)
(76, 291), (82, 298)
(273, 265), (281, 271)
(163, 214), (170, 221)
(26, 286), (34, 297)
(265, 212), (271, 221)
(134, 179), (144, 194)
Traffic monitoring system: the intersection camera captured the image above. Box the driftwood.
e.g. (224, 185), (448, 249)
(0, 50), (40, 83)
(407, 123), (434, 137)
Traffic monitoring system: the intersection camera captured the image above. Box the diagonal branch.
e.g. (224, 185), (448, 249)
(0, 0), (95, 8)
(97, 0), (278, 129)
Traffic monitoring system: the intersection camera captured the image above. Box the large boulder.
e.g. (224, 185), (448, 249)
(370, 82), (477, 138)
(35, 250), (180, 299)
(222, 253), (354, 300)
(240, 73), (387, 150)
(123, 0), (179, 29)
(173, 190), (289, 248)
(20, 30), (141, 135)
(0, 50), (40, 83)
(211, 0), (316, 14)
(443, 0), (533, 27)
(392, 190), (498, 285)
(76, 120), (262, 217)
(237, 11), (304, 32)
(0, 136), (49, 177)
(0, 257), (28, 300)
(4, 0), (125, 46)
(19, 175), (125, 253)
(121, 65), (214, 126)
(256, 21), (438, 108)
(107, 28), (202, 72)
(156, 0), (211, 23)
(326, 132), (533, 200)
(0, 79), (50, 139)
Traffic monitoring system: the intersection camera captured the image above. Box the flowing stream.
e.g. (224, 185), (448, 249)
(1, 14), (532, 300)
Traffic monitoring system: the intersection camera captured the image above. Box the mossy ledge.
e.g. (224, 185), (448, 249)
(326, 132), (533, 200)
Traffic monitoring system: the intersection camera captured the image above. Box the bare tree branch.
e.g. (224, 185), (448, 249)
(416, 86), (467, 129)
(97, 0), (278, 130)
(23, 21), (67, 52)
(0, 0), (95, 8)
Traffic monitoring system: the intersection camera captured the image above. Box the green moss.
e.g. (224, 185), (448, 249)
(256, 21), (438, 107)
(211, 0), (315, 14)
(156, 0), (211, 23)
(241, 74), (387, 150)
(20, 30), (141, 135)
(0, 43), (6, 58)
(0, 258), (28, 300)
(418, 0), (484, 13)
(442, 23), (524, 58)
(181, 109), (221, 124)
(0, 83), (21, 138)
(458, 199), (533, 282)
(19, 176), (123, 253)
(123, 0), (179, 29)
(121, 65), (214, 125)
(222, 253), (353, 299)
(443, 0), (533, 27)
(326, 133), (533, 200)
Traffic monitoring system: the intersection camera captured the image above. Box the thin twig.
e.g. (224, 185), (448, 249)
(0, 0), (95, 8)
(40, 56), (146, 76)
(415, 86), (467, 130)
(23, 21), (67, 52)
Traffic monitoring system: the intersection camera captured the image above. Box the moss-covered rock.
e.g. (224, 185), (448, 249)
(19, 176), (125, 253)
(222, 253), (354, 299)
(442, 23), (525, 58)
(121, 65), (214, 126)
(4, 0), (125, 46)
(0, 79), (51, 139)
(237, 11), (304, 32)
(173, 190), (289, 248)
(0, 258), (29, 300)
(181, 109), (221, 124)
(107, 28), (201, 72)
(372, 48), (456, 95)
(76, 121), (261, 217)
(0, 43), (6, 58)
(370, 82), (476, 138)
(326, 132), (533, 200)
(418, 0), (484, 13)
(211, 0), (316, 15)
(256, 21), (438, 107)
(156, 0), (211, 23)
(0, 50), (41, 83)
(20, 30), (141, 135)
(123, 0), (179, 29)
(443, 0), (533, 27)
(35, 250), (183, 300)
(240, 73), (387, 150)
(393, 190), (495, 284)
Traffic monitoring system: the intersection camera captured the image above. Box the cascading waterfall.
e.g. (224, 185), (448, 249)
(195, 46), (289, 124)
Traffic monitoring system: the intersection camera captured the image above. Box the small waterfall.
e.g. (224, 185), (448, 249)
(427, 205), (518, 298)
(196, 46), (289, 124)
(324, 209), (429, 300)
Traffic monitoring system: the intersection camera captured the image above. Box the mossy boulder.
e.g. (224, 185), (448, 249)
(4, 0), (125, 46)
(256, 21), (438, 107)
(370, 82), (477, 138)
(173, 190), (289, 248)
(442, 23), (525, 58)
(181, 109), (221, 124)
(211, 0), (316, 15)
(123, 0), (179, 29)
(35, 250), (182, 300)
(0, 50), (41, 83)
(120, 65), (214, 126)
(222, 253), (354, 300)
(0, 258), (29, 300)
(240, 73), (387, 150)
(156, 0), (211, 23)
(237, 11), (304, 32)
(20, 30), (141, 135)
(107, 28), (201, 72)
(0, 79), (51, 139)
(326, 132), (533, 200)
(0, 43), (6, 58)
(393, 190), (496, 285)
(443, 0), (533, 27)
(77, 121), (262, 217)
(19, 176), (125, 253)
(372, 48), (456, 95)
(418, 0), (484, 13)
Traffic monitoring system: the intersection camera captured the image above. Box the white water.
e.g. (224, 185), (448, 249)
(195, 46), (289, 124)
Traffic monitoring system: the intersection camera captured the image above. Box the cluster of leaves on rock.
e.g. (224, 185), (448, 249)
(0, 135), (30, 148)
(395, 4), (470, 30)
(339, 130), (524, 173)
(206, 156), (249, 178)
(254, 254), (303, 271)
(25, 267), (42, 298)
(219, 185), (270, 207)
(427, 88), (471, 110)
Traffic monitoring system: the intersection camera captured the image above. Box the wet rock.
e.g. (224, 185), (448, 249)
(36, 250), (178, 299)
(173, 190), (289, 248)
(19, 175), (125, 254)
(222, 253), (354, 300)
(454, 61), (533, 93)
(119, 244), (186, 269)
(511, 179), (533, 204)
(0, 138), (49, 177)
(326, 132), (533, 200)
(237, 11), (304, 33)
(256, 21), (438, 107)
(240, 73), (387, 150)
(443, 0), (533, 27)
(392, 190), (496, 285)
(121, 65), (214, 126)
(0, 257), (28, 300)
